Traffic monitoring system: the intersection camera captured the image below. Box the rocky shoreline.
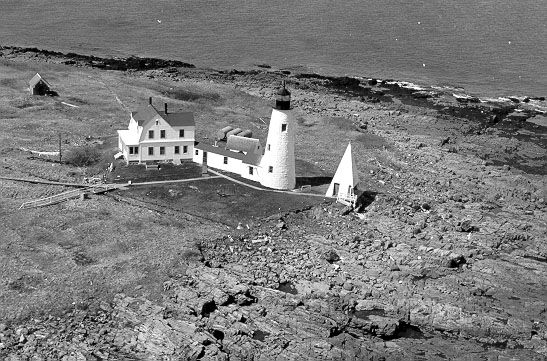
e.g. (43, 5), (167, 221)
(1, 196), (545, 360)
(0, 45), (546, 360)
(1, 44), (545, 122)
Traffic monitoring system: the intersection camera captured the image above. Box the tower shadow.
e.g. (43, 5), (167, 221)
(295, 176), (332, 188)
(295, 159), (333, 188)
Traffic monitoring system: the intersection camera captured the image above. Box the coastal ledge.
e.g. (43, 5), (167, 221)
(0, 45), (195, 71)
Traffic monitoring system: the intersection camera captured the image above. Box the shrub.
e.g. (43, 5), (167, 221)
(64, 146), (101, 167)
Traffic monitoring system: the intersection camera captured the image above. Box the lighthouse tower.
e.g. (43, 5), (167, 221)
(259, 82), (296, 190)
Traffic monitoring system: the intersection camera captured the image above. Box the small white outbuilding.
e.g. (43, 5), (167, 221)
(326, 142), (359, 200)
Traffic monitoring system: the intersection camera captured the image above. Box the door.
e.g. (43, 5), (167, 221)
(203, 151), (208, 164)
(333, 183), (339, 196)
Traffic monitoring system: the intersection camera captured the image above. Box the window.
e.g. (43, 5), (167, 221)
(148, 130), (154, 139)
(183, 145), (188, 154)
(160, 147), (165, 155)
(155, 120), (159, 126)
(281, 124), (287, 132)
(160, 130), (166, 139)
(148, 147), (154, 155)
(129, 146), (139, 155)
(195, 150), (199, 155)
(129, 147), (134, 155)
(223, 156), (228, 164)
(179, 129), (185, 138)
(134, 147), (138, 154)
(267, 144), (271, 151)
(268, 166), (273, 173)
(249, 167), (253, 175)
(174, 146), (180, 154)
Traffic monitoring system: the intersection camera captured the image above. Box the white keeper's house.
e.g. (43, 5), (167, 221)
(193, 135), (264, 184)
(117, 98), (195, 164)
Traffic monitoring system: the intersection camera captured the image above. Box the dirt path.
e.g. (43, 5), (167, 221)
(129, 175), (221, 186)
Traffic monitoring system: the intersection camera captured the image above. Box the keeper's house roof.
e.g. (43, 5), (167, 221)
(195, 142), (261, 166)
(132, 106), (158, 126)
(29, 73), (51, 88)
(132, 105), (195, 127)
(226, 135), (260, 154)
(159, 110), (195, 127)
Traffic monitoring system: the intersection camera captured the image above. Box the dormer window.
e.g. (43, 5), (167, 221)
(160, 130), (165, 139)
(281, 124), (287, 132)
(148, 130), (154, 139)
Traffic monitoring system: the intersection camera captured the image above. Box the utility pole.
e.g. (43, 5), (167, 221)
(59, 133), (62, 163)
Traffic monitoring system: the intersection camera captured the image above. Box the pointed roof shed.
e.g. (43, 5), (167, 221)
(29, 73), (52, 95)
(29, 73), (51, 88)
(326, 143), (360, 197)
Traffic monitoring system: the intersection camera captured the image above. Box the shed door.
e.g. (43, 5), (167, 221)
(333, 183), (339, 196)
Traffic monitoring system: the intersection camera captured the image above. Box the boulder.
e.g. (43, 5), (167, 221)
(456, 220), (479, 232)
(323, 250), (340, 263)
(439, 137), (450, 146)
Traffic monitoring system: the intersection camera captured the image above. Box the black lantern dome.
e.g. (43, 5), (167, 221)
(275, 81), (291, 110)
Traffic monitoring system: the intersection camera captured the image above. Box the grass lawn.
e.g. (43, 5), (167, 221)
(0, 191), (225, 321)
(121, 176), (329, 227)
(107, 160), (203, 183)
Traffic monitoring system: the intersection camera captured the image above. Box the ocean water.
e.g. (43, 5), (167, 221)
(1, 0), (545, 97)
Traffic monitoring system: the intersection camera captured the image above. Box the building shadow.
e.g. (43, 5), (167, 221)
(295, 159), (333, 188)
(295, 176), (332, 188)
(355, 190), (378, 211)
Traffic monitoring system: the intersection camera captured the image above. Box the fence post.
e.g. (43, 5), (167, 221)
(59, 133), (62, 163)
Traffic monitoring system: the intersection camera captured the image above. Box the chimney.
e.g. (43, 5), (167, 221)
(149, 97), (152, 105)
(164, 103), (168, 114)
